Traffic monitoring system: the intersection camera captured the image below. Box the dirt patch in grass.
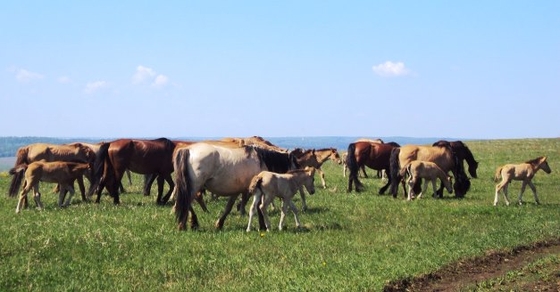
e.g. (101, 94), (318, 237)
(383, 238), (560, 292)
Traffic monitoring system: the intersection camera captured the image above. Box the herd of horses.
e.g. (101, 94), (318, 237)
(5, 136), (552, 231)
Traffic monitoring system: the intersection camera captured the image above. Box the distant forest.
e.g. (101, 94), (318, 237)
(0, 137), (101, 157)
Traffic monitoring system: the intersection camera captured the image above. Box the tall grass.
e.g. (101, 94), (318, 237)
(0, 138), (559, 291)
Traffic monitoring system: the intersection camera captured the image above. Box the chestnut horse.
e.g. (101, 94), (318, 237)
(493, 156), (551, 206)
(95, 138), (176, 205)
(10, 161), (91, 213)
(389, 145), (471, 198)
(8, 143), (97, 201)
(173, 142), (300, 230)
(346, 141), (400, 193)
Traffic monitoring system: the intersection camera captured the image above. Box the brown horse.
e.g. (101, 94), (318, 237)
(173, 142), (300, 230)
(10, 161), (91, 213)
(346, 141), (400, 193)
(389, 145), (470, 198)
(399, 160), (453, 201)
(493, 156), (551, 206)
(95, 138), (176, 205)
(8, 143), (97, 201)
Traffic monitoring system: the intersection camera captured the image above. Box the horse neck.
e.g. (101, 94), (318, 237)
(460, 147), (477, 167)
(314, 149), (333, 164)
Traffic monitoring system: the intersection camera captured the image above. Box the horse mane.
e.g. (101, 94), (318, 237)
(250, 146), (299, 173)
(152, 137), (175, 152)
(525, 156), (546, 164)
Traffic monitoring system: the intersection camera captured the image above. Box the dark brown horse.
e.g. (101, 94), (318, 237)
(389, 144), (471, 198)
(95, 138), (176, 205)
(346, 141), (400, 194)
(432, 140), (479, 178)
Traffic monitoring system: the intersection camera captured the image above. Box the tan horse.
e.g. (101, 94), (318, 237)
(10, 161), (91, 213)
(494, 156), (551, 206)
(246, 167), (316, 232)
(293, 148), (342, 188)
(399, 161), (453, 201)
(390, 145), (470, 198)
(9, 143), (96, 200)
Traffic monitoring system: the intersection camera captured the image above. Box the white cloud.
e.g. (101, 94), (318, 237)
(15, 69), (44, 82)
(58, 76), (71, 84)
(372, 61), (410, 77)
(84, 81), (108, 94)
(152, 74), (169, 88)
(132, 65), (156, 84)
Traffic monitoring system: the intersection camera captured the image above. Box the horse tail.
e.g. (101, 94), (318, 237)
(173, 147), (192, 230)
(346, 143), (359, 179)
(398, 162), (410, 178)
(248, 174), (263, 195)
(8, 164), (28, 197)
(494, 166), (503, 182)
(389, 147), (401, 196)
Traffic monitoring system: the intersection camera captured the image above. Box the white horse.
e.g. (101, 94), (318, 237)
(399, 160), (453, 201)
(494, 156), (551, 206)
(246, 167), (316, 232)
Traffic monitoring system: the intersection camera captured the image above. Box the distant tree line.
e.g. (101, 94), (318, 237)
(0, 137), (102, 157)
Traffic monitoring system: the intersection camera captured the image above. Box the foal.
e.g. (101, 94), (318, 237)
(399, 161), (453, 201)
(494, 156), (551, 206)
(246, 167), (316, 232)
(10, 161), (91, 213)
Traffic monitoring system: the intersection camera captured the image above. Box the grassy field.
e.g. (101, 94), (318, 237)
(0, 138), (559, 291)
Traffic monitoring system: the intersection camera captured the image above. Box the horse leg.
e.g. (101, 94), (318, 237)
(215, 195), (238, 229)
(361, 166), (368, 178)
(259, 194), (273, 231)
(279, 198), (289, 231)
(160, 175), (175, 204)
(318, 168), (327, 188)
(526, 181), (540, 205)
(407, 178), (415, 201)
(143, 173), (157, 196)
(16, 182), (32, 213)
(63, 185), (76, 207)
(518, 180), (528, 205)
(298, 186), (307, 212)
(189, 205), (199, 230)
(246, 191), (261, 232)
(32, 183), (43, 211)
(288, 199), (302, 229)
(76, 176), (87, 202)
(379, 169), (391, 194)
(502, 183), (511, 206)
(425, 179), (436, 199)
(155, 175), (165, 205)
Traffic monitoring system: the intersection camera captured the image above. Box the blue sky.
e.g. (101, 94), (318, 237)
(1, 1), (558, 139)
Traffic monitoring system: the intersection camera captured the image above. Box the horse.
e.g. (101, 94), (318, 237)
(10, 161), (91, 213)
(389, 144), (470, 198)
(399, 161), (453, 201)
(346, 141), (400, 194)
(493, 156), (551, 206)
(292, 148), (342, 188)
(173, 142), (300, 230)
(246, 167), (316, 232)
(94, 138), (176, 205)
(8, 143), (97, 201)
(432, 140), (479, 178)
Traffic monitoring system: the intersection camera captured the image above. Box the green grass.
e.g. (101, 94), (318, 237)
(1, 138), (559, 291)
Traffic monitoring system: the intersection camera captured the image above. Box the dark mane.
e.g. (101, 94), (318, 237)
(525, 156), (545, 164)
(250, 146), (299, 173)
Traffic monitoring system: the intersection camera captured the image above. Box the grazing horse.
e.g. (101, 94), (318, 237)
(246, 167), (316, 232)
(292, 148), (342, 188)
(173, 143), (299, 230)
(346, 141), (400, 193)
(10, 161), (91, 213)
(389, 145), (470, 198)
(432, 140), (479, 178)
(399, 161), (453, 201)
(493, 156), (551, 206)
(95, 138), (176, 205)
(8, 143), (96, 201)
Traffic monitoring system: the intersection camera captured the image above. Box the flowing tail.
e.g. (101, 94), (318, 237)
(173, 147), (192, 230)
(398, 162), (410, 178)
(8, 164), (28, 197)
(494, 166), (503, 182)
(248, 174), (263, 195)
(346, 143), (363, 192)
(389, 147), (401, 197)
